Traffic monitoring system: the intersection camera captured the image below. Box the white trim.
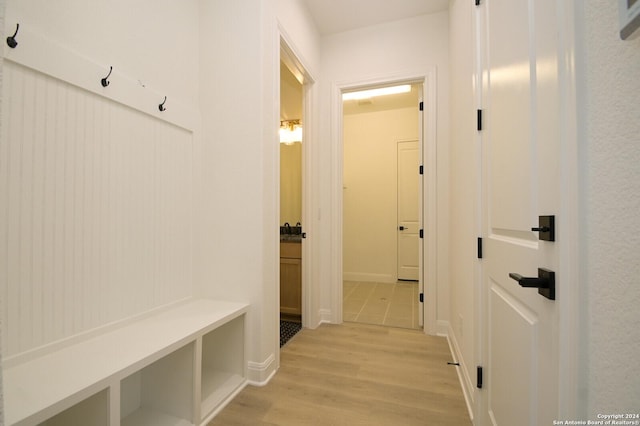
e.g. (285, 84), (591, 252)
(436, 319), (450, 337)
(277, 18), (319, 341)
(330, 68), (438, 335)
(277, 24), (318, 85)
(3, 297), (191, 368)
(246, 354), (277, 386)
(447, 324), (476, 424)
(2, 24), (199, 132)
(473, 1), (486, 424)
(318, 309), (332, 324)
(557, 0), (582, 419)
(278, 20), (318, 326)
(423, 69), (438, 336)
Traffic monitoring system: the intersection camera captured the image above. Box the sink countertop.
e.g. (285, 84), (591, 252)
(280, 225), (302, 243)
(280, 234), (302, 243)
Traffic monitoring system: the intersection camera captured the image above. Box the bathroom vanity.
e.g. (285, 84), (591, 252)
(280, 235), (302, 318)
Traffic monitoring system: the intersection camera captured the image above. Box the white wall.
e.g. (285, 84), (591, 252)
(197, 0), (320, 382)
(319, 11), (450, 324)
(6, 0), (199, 106)
(447, 0), (479, 409)
(276, 0), (320, 76)
(198, 0), (276, 384)
(343, 107), (418, 283)
(1, 0), (199, 359)
(0, 0), (321, 391)
(579, 0), (640, 415)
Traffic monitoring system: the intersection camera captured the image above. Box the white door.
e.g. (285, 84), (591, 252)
(397, 140), (419, 281)
(480, 0), (560, 424)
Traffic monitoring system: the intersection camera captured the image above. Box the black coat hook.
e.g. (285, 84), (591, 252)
(101, 66), (113, 87)
(158, 96), (167, 112)
(6, 23), (19, 49)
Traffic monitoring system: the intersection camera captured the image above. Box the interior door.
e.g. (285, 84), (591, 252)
(480, 0), (560, 424)
(397, 140), (420, 281)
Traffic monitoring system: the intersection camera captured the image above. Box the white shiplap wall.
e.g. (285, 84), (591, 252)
(0, 61), (194, 358)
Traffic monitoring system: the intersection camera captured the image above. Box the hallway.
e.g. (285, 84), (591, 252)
(1, 2), (638, 424)
(210, 322), (471, 425)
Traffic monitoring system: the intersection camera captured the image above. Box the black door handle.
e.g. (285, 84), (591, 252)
(399, 226), (405, 231)
(508, 268), (555, 300)
(531, 226), (550, 232)
(508, 273), (549, 288)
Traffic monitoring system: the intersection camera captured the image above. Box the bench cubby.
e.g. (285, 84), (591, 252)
(121, 343), (195, 426)
(200, 315), (246, 420)
(4, 299), (249, 426)
(37, 389), (109, 426)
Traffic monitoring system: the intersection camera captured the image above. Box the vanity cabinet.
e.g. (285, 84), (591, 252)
(280, 242), (302, 316)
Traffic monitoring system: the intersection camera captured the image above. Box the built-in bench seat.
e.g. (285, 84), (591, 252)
(3, 298), (249, 426)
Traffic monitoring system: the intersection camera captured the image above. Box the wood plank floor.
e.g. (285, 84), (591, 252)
(209, 322), (472, 426)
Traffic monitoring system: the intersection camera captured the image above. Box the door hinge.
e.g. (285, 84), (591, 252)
(477, 366), (483, 388)
(477, 109), (483, 131)
(477, 237), (483, 259)
(475, 0), (481, 6)
(419, 101), (424, 111)
(419, 293), (424, 303)
(419, 165), (424, 175)
(419, 229), (424, 239)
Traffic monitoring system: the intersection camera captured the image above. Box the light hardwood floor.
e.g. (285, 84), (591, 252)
(210, 322), (471, 426)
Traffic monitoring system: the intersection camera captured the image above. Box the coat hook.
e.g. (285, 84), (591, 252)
(6, 23), (19, 49)
(101, 66), (113, 87)
(158, 96), (167, 112)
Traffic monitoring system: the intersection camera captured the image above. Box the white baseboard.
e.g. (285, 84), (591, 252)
(446, 324), (475, 424)
(437, 320), (450, 337)
(318, 309), (332, 324)
(343, 272), (395, 283)
(246, 353), (276, 386)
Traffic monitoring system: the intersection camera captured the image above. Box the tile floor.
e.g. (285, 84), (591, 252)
(343, 280), (420, 330)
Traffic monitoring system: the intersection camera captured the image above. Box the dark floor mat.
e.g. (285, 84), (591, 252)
(280, 320), (302, 347)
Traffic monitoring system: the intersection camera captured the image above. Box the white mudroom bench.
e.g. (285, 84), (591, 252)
(3, 298), (249, 426)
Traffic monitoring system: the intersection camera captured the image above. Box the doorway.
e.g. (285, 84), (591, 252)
(341, 83), (422, 330)
(278, 34), (317, 350)
(279, 60), (303, 341)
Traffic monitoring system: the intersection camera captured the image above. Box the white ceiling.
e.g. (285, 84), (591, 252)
(282, 0), (448, 119)
(302, 0), (449, 35)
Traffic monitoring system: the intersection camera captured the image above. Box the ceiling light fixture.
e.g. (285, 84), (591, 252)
(342, 84), (411, 101)
(280, 120), (302, 144)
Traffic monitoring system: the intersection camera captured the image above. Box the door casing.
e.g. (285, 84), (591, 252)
(278, 31), (316, 363)
(330, 69), (438, 335)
